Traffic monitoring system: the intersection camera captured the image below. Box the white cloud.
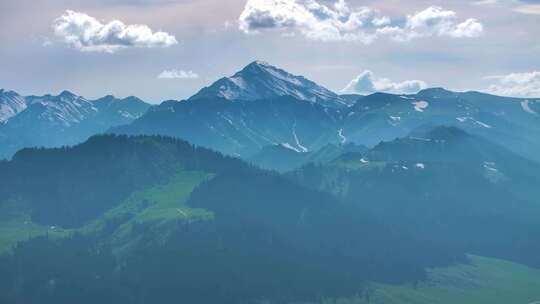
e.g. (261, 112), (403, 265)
(53, 10), (178, 53)
(485, 71), (540, 97)
(239, 0), (380, 43)
(342, 70), (428, 95)
(158, 69), (199, 79)
(238, 1), (483, 43)
(384, 6), (484, 41)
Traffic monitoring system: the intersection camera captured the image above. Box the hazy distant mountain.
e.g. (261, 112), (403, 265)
(289, 125), (540, 268)
(112, 95), (344, 157)
(116, 66), (540, 163)
(339, 93), (364, 104)
(190, 61), (352, 108)
(248, 142), (368, 172)
(0, 90), (150, 159)
(342, 88), (540, 161)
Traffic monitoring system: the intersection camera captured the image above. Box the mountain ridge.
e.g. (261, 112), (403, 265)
(189, 61), (352, 108)
(3, 62), (540, 162)
(0, 90), (151, 159)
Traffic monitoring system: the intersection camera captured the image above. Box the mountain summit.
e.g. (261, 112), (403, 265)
(189, 61), (349, 108)
(0, 89), (28, 123)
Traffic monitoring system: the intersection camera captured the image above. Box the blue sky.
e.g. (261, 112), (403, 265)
(0, 0), (539, 103)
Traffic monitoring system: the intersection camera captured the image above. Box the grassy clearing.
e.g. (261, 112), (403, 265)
(320, 255), (540, 304)
(0, 218), (71, 254)
(0, 170), (212, 254)
(82, 170), (213, 252)
(87, 170), (213, 229)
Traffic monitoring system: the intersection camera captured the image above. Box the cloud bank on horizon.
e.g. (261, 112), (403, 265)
(342, 70), (427, 95)
(485, 71), (540, 97)
(238, 0), (483, 43)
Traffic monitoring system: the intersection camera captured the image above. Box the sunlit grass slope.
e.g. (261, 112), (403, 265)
(321, 255), (540, 304)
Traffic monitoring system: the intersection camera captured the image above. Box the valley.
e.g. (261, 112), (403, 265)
(0, 61), (539, 304)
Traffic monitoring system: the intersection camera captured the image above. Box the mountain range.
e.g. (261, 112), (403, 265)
(1, 61), (540, 303)
(0, 90), (150, 159)
(0, 134), (457, 303)
(114, 61), (540, 165)
(289, 125), (540, 267)
(1, 128), (539, 303)
(3, 61), (539, 165)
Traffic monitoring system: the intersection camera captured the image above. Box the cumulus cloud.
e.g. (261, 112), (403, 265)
(485, 71), (540, 97)
(53, 10), (178, 53)
(157, 69), (199, 79)
(398, 6), (484, 39)
(342, 70), (428, 95)
(238, 0), (483, 43)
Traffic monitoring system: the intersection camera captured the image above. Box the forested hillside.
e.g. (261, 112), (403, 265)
(0, 135), (464, 304)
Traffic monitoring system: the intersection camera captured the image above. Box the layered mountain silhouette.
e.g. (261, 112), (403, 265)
(1, 61), (540, 304)
(113, 61), (540, 165)
(3, 61), (538, 165)
(0, 90), (150, 159)
(289, 126), (540, 268)
(112, 95), (343, 157)
(0, 135), (456, 303)
(342, 88), (540, 162)
(248, 142), (368, 172)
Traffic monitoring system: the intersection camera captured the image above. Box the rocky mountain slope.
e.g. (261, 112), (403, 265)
(0, 90), (150, 159)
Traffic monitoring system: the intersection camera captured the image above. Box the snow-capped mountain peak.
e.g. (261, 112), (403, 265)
(189, 61), (349, 108)
(23, 91), (97, 127)
(0, 89), (28, 123)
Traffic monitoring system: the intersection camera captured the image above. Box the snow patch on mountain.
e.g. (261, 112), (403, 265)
(410, 136), (432, 142)
(412, 101), (429, 112)
(280, 143), (302, 153)
(338, 128), (347, 144)
(474, 120), (492, 129)
(521, 100), (538, 116)
(483, 162), (498, 172)
(400, 96), (415, 100)
(456, 116), (492, 129)
(292, 123), (309, 152)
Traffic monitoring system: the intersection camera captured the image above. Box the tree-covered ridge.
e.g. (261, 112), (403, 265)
(0, 134), (467, 303)
(289, 126), (540, 268)
(0, 134), (253, 228)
